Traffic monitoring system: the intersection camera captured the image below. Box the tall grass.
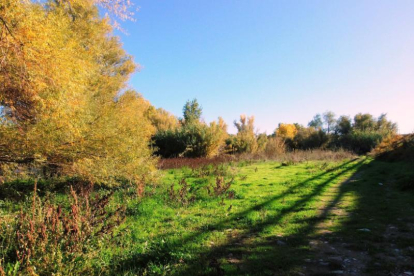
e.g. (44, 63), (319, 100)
(158, 149), (356, 169)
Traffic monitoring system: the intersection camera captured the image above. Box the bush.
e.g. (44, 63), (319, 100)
(153, 120), (227, 158)
(339, 131), (383, 154)
(373, 134), (414, 162)
(153, 129), (187, 158)
(264, 137), (286, 157)
(293, 128), (329, 150)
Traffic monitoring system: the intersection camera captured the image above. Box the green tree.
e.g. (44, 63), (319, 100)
(354, 113), (375, 132)
(182, 99), (202, 125)
(376, 113), (397, 135)
(308, 114), (323, 129)
(335, 115), (352, 135)
(323, 111), (336, 133)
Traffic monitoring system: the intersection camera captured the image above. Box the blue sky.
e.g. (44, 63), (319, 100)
(116, 0), (414, 134)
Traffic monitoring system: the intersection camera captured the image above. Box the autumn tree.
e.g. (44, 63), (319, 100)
(276, 123), (298, 139)
(0, 0), (156, 185)
(147, 107), (179, 131)
(232, 115), (258, 153)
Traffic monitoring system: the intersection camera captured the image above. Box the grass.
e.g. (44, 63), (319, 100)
(1, 157), (414, 275)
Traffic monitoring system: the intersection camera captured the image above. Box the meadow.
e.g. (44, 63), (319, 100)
(2, 154), (413, 275)
(2, 1), (413, 275)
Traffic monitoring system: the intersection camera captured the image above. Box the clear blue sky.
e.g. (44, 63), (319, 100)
(116, 0), (414, 134)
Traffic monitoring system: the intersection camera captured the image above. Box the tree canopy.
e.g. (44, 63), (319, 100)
(0, 0), (156, 185)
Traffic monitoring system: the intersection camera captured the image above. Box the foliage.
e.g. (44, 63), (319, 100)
(335, 115), (352, 135)
(338, 131), (383, 154)
(230, 115), (258, 153)
(308, 114), (323, 129)
(293, 127), (329, 149)
(373, 134), (414, 162)
(181, 99), (202, 126)
(264, 137), (286, 157)
(256, 133), (269, 153)
(147, 107), (179, 132)
(275, 123), (297, 139)
(0, 0), (156, 186)
(323, 111), (336, 133)
(152, 129), (188, 158)
(152, 100), (227, 158)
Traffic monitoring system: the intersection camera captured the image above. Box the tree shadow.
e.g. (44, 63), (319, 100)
(167, 157), (413, 276)
(112, 158), (370, 275)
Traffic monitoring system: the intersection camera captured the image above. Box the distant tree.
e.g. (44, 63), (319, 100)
(182, 99), (202, 125)
(376, 113), (398, 135)
(256, 133), (269, 153)
(293, 123), (304, 131)
(354, 113), (375, 132)
(232, 115), (258, 153)
(276, 123), (297, 139)
(323, 111), (336, 133)
(293, 127), (328, 149)
(335, 115), (352, 135)
(308, 114), (323, 129)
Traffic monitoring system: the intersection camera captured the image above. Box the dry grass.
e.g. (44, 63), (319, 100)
(158, 149), (356, 169)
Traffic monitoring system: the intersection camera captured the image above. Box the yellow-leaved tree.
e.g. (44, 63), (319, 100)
(276, 123), (298, 140)
(0, 0), (156, 185)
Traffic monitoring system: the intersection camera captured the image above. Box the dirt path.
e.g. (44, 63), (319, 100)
(302, 173), (371, 275)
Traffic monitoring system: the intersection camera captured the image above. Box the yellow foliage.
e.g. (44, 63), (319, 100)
(147, 107), (179, 131)
(276, 123), (298, 139)
(0, 0), (156, 185)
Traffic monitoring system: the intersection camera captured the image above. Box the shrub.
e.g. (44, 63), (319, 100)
(264, 137), (286, 157)
(373, 134), (414, 162)
(339, 131), (383, 154)
(293, 127), (329, 150)
(153, 129), (187, 158)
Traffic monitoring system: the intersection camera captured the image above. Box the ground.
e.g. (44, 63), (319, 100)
(111, 157), (414, 275)
(1, 157), (414, 275)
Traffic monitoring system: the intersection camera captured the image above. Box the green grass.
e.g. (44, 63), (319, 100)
(1, 157), (414, 275)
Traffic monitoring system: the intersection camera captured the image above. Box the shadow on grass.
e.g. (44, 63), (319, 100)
(113, 158), (373, 275)
(174, 158), (414, 276)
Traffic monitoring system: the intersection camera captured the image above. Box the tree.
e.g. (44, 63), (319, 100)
(323, 111), (336, 133)
(232, 115), (258, 153)
(276, 123), (297, 139)
(335, 115), (352, 135)
(376, 113), (398, 135)
(147, 107), (179, 131)
(308, 114), (323, 129)
(182, 99), (202, 125)
(0, 0), (156, 185)
(354, 113), (375, 132)
(256, 133), (269, 153)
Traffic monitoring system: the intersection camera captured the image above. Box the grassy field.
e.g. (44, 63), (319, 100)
(1, 157), (414, 275)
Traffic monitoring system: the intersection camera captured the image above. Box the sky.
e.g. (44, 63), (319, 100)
(116, 0), (414, 134)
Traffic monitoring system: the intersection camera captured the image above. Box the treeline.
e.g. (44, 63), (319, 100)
(151, 100), (397, 158)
